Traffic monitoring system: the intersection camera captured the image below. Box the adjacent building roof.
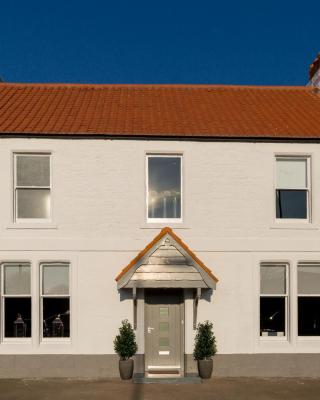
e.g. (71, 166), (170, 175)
(116, 227), (218, 289)
(0, 83), (320, 139)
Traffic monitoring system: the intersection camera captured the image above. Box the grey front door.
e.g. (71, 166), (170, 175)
(145, 289), (183, 375)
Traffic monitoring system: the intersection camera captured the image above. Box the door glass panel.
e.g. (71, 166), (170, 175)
(159, 322), (169, 332)
(159, 337), (169, 347)
(159, 307), (169, 317)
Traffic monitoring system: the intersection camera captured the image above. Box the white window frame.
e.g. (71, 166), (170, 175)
(0, 262), (32, 342)
(297, 262), (320, 339)
(40, 262), (71, 342)
(146, 153), (183, 223)
(274, 155), (311, 223)
(13, 153), (52, 223)
(259, 262), (289, 341)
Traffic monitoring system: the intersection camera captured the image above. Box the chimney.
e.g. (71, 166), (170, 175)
(308, 53), (320, 88)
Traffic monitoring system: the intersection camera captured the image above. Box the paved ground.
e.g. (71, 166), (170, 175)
(1, 377), (320, 400)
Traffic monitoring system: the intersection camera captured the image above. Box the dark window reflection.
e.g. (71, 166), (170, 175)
(43, 298), (70, 337)
(276, 190), (307, 219)
(298, 297), (320, 336)
(148, 157), (181, 219)
(5, 298), (31, 338)
(260, 297), (285, 336)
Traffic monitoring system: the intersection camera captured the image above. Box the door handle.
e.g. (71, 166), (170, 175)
(147, 327), (154, 334)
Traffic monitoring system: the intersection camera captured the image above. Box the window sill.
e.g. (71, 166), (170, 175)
(7, 223), (57, 230)
(259, 337), (288, 342)
(297, 336), (320, 341)
(270, 222), (318, 230)
(40, 338), (71, 344)
(1, 338), (32, 344)
(140, 222), (190, 230)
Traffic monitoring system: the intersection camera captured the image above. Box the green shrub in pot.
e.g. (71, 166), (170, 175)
(114, 319), (138, 380)
(193, 321), (217, 379)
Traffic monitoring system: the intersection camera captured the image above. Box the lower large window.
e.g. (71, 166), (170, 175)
(1, 263), (31, 338)
(260, 263), (288, 337)
(298, 263), (320, 336)
(41, 263), (70, 338)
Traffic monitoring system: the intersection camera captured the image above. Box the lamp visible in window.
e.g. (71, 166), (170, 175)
(14, 313), (27, 338)
(52, 315), (64, 337)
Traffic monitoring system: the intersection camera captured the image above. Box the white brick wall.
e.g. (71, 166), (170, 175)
(0, 138), (320, 355)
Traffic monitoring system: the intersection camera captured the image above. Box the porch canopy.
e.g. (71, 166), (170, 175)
(116, 227), (218, 290)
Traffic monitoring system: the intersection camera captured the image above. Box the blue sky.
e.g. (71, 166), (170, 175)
(0, 0), (319, 85)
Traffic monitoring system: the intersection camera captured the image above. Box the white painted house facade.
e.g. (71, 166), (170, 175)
(0, 80), (320, 378)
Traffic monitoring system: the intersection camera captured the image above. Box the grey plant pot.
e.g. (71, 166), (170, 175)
(119, 359), (134, 380)
(197, 359), (213, 379)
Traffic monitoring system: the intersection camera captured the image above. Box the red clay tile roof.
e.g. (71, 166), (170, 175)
(0, 83), (320, 139)
(115, 227), (219, 283)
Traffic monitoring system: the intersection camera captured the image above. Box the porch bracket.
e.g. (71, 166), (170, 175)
(193, 287), (201, 329)
(133, 286), (137, 330)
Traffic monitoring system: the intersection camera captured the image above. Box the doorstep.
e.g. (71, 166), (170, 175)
(133, 373), (202, 384)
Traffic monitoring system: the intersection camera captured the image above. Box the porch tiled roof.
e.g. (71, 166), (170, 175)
(0, 83), (320, 139)
(115, 227), (218, 283)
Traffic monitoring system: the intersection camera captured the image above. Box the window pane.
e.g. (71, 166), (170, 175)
(276, 189), (307, 219)
(260, 265), (286, 295)
(148, 157), (181, 219)
(4, 298), (31, 338)
(298, 297), (320, 336)
(43, 265), (69, 295)
(17, 189), (50, 219)
(16, 155), (50, 187)
(298, 265), (320, 294)
(260, 297), (285, 336)
(4, 264), (31, 295)
(276, 159), (307, 189)
(43, 298), (70, 338)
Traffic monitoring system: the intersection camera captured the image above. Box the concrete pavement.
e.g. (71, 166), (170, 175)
(1, 377), (320, 400)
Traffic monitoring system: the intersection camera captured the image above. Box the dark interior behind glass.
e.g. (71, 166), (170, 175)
(4, 298), (31, 338)
(298, 297), (320, 336)
(276, 190), (307, 219)
(260, 297), (285, 336)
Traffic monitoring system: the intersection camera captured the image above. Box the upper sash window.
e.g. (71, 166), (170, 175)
(14, 153), (51, 221)
(275, 156), (310, 221)
(146, 155), (182, 222)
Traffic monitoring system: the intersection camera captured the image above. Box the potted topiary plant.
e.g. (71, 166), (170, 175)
(114, 319), (138, 380)
(193, 320), (217, 379)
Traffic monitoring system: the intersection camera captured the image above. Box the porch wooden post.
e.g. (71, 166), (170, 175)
(193, 288), (201, 329)
(133, 287), (137, 330)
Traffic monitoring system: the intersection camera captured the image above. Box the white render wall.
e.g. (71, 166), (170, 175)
(1, 138), (320, 356)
